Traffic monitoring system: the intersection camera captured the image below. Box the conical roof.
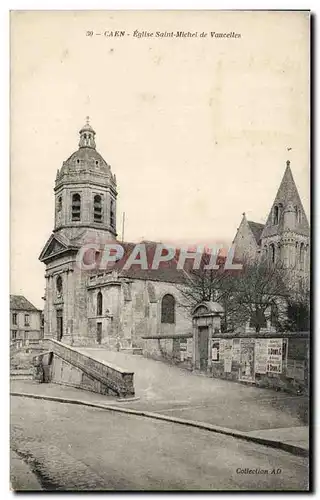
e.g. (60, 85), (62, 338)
(260, 161), (309, 239)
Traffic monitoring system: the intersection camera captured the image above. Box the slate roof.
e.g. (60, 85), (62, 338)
(260, 162), (310, 239)
(247, 221), (265, 245)
(10, 295), (39, 311)
(88, 241), (231, 285)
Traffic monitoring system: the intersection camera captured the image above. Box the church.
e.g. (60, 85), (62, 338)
(39, 120), (310, 348)
(39, 120), (191, 348)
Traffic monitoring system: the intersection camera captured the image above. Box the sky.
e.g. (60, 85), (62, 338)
(10, 10), (310, 309)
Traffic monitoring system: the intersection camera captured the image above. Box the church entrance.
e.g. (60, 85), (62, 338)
(199, 326), (209, 371)
(56, 309), (63, 341)
(96, 322), (102, 344)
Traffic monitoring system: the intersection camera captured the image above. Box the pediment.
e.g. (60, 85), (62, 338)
(39, 234), (70, 262)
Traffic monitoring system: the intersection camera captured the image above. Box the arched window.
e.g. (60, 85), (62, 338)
(161, 294), (175, 324)
(57, 196), (62, 212)
(300, 243), (304, 269)
(94, 195), (103, 223)
(270, 243), (276, 263)
(110, 199), (115, 228)
(72, 193), (81, 221)
(97, 291), (103, 316)
(273, 206), (279, 225)
(56, 275), (62, 294)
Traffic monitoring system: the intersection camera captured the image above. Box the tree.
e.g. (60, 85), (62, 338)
(229, 257), (289, 332)
(278, 281), (310, 332)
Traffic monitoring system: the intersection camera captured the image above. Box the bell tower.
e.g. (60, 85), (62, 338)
(39, 119), (119, 345)
(53, 118), (117, 243)
(260, 160), (310, 284)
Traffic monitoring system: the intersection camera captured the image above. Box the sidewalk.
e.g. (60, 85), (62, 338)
(10, 379), (309, 455)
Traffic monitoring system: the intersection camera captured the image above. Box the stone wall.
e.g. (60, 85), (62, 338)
(143, 334), (194, 370)
(143, 333), (309, 395)
(34, 340), (135, 398)
(86, 278), (192, 349)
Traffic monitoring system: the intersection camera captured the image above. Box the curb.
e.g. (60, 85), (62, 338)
(10, 391), (309, 458)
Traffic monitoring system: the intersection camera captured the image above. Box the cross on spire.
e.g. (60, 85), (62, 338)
(86, 116), (90, 126)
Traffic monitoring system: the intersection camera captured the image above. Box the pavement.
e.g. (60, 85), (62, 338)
(10, 348), (309, 455)
(10, 396), (309, 491)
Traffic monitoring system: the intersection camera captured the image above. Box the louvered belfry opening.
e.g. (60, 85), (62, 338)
(94, 194), (103, 223)
(72, 193), (81, 221)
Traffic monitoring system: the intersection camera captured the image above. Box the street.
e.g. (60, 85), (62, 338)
(11, 396), (309, 491)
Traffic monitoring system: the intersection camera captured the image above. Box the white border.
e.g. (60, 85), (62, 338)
(2, 2), (317, 498)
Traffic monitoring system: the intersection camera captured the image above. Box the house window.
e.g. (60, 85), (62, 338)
(12, 313), (17, 325)
(11, 330), (17, 340)
(94, 195), (103, 223)
(161, 294), (175, 324)
(72, 193), (81, 221)
(212, 340), (220, 361)
(97, 291), (103, 316)
(24, 314), (30, 327)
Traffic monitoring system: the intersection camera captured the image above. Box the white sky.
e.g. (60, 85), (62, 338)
(10, 10), (310, 309)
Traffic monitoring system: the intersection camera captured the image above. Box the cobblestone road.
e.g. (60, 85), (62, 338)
(11, 396), (309, 491)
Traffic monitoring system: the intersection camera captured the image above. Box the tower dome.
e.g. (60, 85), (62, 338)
(53, 119), (118, 240)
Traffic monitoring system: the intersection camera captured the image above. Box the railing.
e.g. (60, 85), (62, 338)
(47, 339), (135, 398)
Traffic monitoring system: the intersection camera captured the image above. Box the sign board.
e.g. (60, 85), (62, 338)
(223, 339), (233, 373)
(267, 338), (282, 374)
(239, 338), (255, 382)
(254, 339), (268, 374)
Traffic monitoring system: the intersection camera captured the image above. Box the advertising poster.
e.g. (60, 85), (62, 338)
(219, 339), (226, 360)
(232, 339), (240, 362)
(179, 339), (187, 361)
(224, 340), (233, 373)
(212, 347), (218, 361)
(254, 339), (268, 374)
(267, 338), (283, 374)
(239, 338), (255, 382)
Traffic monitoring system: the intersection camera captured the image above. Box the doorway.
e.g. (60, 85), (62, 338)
(97, 322), (102, 344)
(199, 326), (209, 371)
(56, 309), (63, 341)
